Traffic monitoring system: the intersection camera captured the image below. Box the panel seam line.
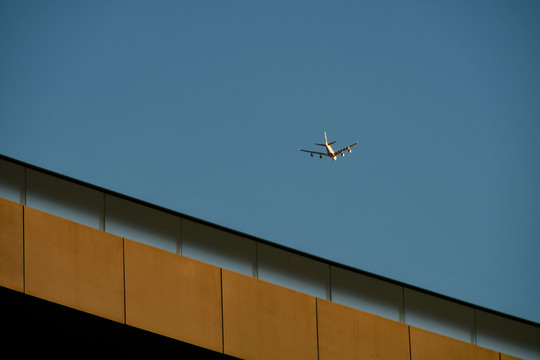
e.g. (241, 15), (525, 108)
(408, 325), (412, 360)
(123, 237), (127, 325)
(220, 268), (225, 354)
(316, 298), (320, 360)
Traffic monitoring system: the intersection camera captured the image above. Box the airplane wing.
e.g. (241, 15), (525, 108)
(333, 142), (358, 156)
(299, 149), (329, 157)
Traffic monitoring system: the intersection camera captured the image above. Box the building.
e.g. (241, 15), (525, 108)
(1, 154), (539, 359)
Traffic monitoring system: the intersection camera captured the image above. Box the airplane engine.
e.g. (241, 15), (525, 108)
(310, 153), (313, 157)
(320, 155), (323, 159)
(348, 148), (352, 153)
(341, 152), (345, 157)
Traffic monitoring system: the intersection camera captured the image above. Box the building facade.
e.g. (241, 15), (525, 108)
(1, 155), (539, 359)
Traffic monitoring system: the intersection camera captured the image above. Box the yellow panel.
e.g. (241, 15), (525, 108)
(222, 269), (318, 360)
(501, 354), (524, 360)
(24, 206), (125, 323)
(0, 197), (24, 292)
(317, 299), (410, 360)
(124, 239), (223, 352)
(410, 326), (499, 360)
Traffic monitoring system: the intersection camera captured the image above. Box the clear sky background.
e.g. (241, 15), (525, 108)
(1, 1), (539, 324)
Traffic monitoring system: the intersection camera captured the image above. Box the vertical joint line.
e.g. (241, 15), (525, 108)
(328, 265), (332, 301)
(408, 326), (412, 360)
(21, 165), (27, 293)
(22, 205), (26, 293)
(472, 308), (477, 345)
(101, 193), (106, 232)
(316, 298), (320, 360)
(178, 217), (183, 256)
(254, 242), (259, 278)
(23, 167), (27, 292)
(122, 237), (127, 324)
(22, 167), (27, 206)
(220, 268), (225, 353)
(401, 287), (406, 324)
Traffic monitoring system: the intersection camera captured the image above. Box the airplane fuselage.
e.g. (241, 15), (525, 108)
(326, 144), (337, 161)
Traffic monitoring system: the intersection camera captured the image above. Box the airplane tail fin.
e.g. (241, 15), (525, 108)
(316, 131), (334, 146)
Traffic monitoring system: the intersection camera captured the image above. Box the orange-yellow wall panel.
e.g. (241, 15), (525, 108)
(501, 354), (523, 360)
(0, 197), (24, 292)
(24, 206), (125, 323)
(410, 326), (499, 360)
(124, 239), (223, 353)
(317, 298), (410, 360)
(222, 269), (318, 360)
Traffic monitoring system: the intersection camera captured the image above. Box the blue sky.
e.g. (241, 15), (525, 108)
(1, 1), (539, 324)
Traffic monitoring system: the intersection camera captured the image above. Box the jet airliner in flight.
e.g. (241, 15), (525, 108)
(299, 132), (358, 161)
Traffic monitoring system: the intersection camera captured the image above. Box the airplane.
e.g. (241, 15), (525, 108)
(299, 132), (358, 161)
